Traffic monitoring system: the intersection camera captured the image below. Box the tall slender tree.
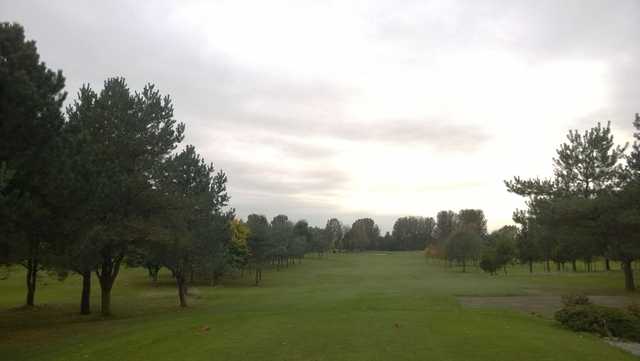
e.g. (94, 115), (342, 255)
(0, 22), (67, 306)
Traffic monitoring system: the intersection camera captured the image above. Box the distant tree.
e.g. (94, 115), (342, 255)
(434, 211), (457, 242)
(324, 218), (343, 252)
(228, 219), (250, 273)
(270, 215), (293, 268)
(0, 22), (67, 306)
(445, 230), (482, 272)
(512, 210), (540, 273)
(246, 214), (270, 285)
(391, 216), (435, 250)
(291, 220), (311, 261)
(381, 232), (394, 250)
(479, 249), (499, 275)
(349, 218), (380, 251)
(491, 226), (517, 274)
(457, 209), (488, 237)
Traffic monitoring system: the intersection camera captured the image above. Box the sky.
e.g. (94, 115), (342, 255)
(3, 0), (639, 232)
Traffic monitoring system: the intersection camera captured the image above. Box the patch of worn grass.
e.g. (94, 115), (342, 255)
(1, 252), (638, 360)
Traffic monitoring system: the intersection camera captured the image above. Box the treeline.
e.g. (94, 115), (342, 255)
(0, 23), (444, 316)
(0, 23), (266, 315)
(505, 118), (640, 291)
(424, 118), (640, 292)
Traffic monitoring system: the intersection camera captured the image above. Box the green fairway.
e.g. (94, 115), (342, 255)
(1, 252), (638, 360)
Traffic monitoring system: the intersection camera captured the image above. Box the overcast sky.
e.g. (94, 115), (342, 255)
(3, 1), (639, 232)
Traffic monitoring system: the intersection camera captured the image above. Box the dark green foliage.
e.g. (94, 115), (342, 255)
(270, 214), (293, 260)
(147, 144), (230, 306)
(391, 216), (435, 250)
(479, 227), (516, 275)
(555, 304), (640, 341)
(445, 230), (482, 272)
(64, 77), (185, 315)
(344, 218), (380, 251)
(479, 249), (499, 275)
(434, 210), (457, 242)
(0, 22), (66, 306)
(506, 120), (634, 286)
(246, 214), (270, 285)
(323, 218), (343, 253)
(457, 209), (488, 237)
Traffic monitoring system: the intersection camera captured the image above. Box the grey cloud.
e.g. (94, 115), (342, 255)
(2, 0), (638, 230)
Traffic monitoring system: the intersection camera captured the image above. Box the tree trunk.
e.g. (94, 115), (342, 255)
(622, 259), (636, 291)
(25, 258), (37, 307)
(255, 268), (260, 286)
(572, 260), (577, 272)
(462, 258), (466, 273)
(177, 275), (187, 307)
(96, 254), (123, 316)
(149, 266), (159, 286)
(100, 286), (112, 316)
(605, 258), (611, 271)
(528, 260), (533, 273)
(80, 270), (91, 315)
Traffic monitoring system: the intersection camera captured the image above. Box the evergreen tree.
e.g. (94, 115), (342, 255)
(0, 22), (67, 306)
(64, 78), (184, 315)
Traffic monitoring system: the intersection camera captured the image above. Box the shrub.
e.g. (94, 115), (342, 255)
(561, 294), (591, 307)
(555, 304), (640, 341)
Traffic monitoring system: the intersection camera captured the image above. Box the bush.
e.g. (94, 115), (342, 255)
(561, 294), (591, 307)
(555, 304), (640, 341)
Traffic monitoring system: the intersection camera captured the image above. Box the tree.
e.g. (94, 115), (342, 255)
(228, 219), (250, 275)
(445, 230), (482, 272)
(629, 113), (640, 175)
(596, 183), (640, 291)
(429, 211), (457, 259)
(391, 216), (435, 250)
(246, 214), (270, 285)
(489, 226), (517, 274)
(291, 220), (311, 261)
(65, 78), (184, 315)
(324, 218), (343, 253)
(512, 210), (540, 273)
(148, 145), (228, 307)
(348, 218), (380, 251)
(434, 211), (457, 242)
(0, 22), (67, 306)
(506, 122), (627, 271)
(270, 215), (293, 268)
(457, 209), (488, 237)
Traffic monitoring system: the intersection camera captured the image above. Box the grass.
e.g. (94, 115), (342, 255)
(1, 252), (639, 360)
